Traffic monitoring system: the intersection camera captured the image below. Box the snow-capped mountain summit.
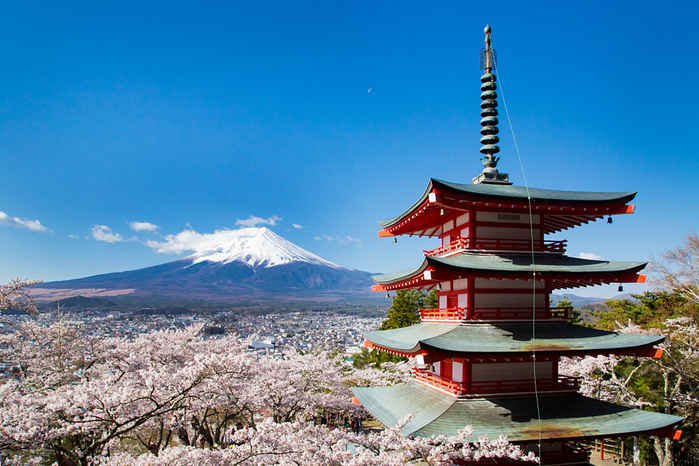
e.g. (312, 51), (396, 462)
(188, 227), (341, 269)
(42, 227), (372, 301)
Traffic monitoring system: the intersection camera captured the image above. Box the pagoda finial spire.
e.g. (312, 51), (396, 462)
(473, 25), (511, 185)
(483, 24), (494, 73)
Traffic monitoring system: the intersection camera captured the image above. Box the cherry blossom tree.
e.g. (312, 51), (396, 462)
(0, 319), (537, 465)
(652, 233), (698, 304)
(0, 310), (104, 387)
(0, 278), (40, 316)
(560, 318), (698, 466)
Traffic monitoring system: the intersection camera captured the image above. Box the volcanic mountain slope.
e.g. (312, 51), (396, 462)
(43, 228), (374, 300)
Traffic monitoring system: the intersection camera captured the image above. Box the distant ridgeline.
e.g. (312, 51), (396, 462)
(39, 228), (376, 303)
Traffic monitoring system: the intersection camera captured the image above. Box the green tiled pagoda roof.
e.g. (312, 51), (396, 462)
(372, 253), (646, 285)
(363, 322), (663, 355)
(380, 178), (637, 228)
(351, 383), (682, 441)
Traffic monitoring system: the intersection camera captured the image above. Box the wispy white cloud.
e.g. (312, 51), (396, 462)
(578, 252), (603, 260)
(235, 215), (282, 227)
(129, 221), (159, 232)
(91, 225), (123, 243)
(313, 236), (322, 241)
(0, 210), (49, 232)
(292, 224), (303, 230)
(13, 218), (48, 232)
(67, 234), (79, 239)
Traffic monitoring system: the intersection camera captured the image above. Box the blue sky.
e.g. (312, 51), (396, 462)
(1, 1), (697, 297)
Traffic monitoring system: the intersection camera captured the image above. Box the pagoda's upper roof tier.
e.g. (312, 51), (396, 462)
(362, 322), (662, 356)
(379, 178), (636, 236)
(372, 252), (646, 291)
(351, 384), (682, 441)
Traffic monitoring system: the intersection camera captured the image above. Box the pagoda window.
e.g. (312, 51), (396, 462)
(442, 219), (454, 234)
(433, 361), (441, 376)
(440, 281), (452, 291)
(437, 293), (460, 309)
(455, 213), (469, 227)
(452, 360), (464, 382)
(453, 278), (468, 290)
(442, 234), (451, 247)
(457, 293), (468, 309)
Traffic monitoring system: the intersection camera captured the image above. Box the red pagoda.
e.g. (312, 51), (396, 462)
(351, 26), (683, 465)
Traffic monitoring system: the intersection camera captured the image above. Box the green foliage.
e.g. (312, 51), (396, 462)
(589, 288), (698, 463)
(423, 289), (438, 310)
(552, 297), (582, 324)
(593, 291), (696, 330)
(379, 289), (433, 330)
(351, 347), (406, 369)
(353, 289), (437, 369)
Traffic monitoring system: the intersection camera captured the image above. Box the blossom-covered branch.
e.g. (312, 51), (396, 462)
(0, 278), (41, 316)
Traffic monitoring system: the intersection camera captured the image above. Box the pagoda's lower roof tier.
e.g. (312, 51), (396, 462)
(351, 383), (682, 441)
(363, 322), (663, 356)
(379, 178), (636, 236)
(372, 253), (646, 291)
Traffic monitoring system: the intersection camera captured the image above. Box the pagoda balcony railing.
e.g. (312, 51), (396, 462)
(419, 305), (572, 322)
(423, 238), (567, 257)
(411, 368), (580, 397)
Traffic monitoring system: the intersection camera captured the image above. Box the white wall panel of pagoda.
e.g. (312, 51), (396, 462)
(471, 361), (554, 382)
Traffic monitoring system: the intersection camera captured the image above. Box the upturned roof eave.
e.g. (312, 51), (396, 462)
(432, 178), (637, 204)
(351, 384), (683, 441)
(362, 322), (665, 355)
(372, 257), (430, 284)
(378, 178), (638, 230)
(372, 253), (647, 285)
(430, 254), (647, 277)
(378, 179), (436, 229)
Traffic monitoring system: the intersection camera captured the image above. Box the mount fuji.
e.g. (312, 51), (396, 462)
(40, 228), (375, 301)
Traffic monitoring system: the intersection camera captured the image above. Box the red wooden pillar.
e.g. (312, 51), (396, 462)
(467, 277), (475, 319)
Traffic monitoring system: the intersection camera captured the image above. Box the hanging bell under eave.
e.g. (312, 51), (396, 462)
(607, 216), (613, 224)
(618, 284), (624, 292)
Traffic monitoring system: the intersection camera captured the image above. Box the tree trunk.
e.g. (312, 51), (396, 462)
(632, 436), (640, 465)
(653, 436), (673, 466)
